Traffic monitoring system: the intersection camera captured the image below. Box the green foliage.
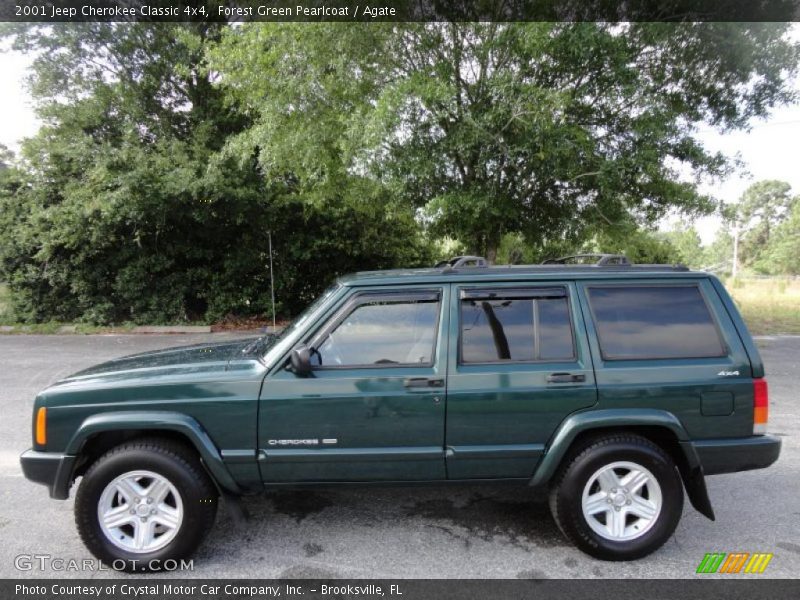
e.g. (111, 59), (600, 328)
(659, 227), (705, 268)
(704, 180), (800, 276)
(493, 224), (687, 266)
(214, 22), (798, 261)
(0, 282), (11, 322)
(0, 144), (11, 171)
(496, 233), (538, 265)
(730, 180), (798, 273)
(0, 23), (430, 324)
(2, 23), (799, 324)
(692, 179), (800, 275)
(759, 200), (800, 275)
(588, 225), (683, 265)
(702, 230), (735, 272)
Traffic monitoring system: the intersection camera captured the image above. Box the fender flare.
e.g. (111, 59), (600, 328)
(65, 411), (241, 494)
(530, 408), (714, 520)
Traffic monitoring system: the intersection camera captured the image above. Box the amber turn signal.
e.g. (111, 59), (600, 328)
(35, 407), (47, 446)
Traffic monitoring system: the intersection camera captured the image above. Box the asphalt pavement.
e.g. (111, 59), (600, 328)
(0, 333), (797, 579)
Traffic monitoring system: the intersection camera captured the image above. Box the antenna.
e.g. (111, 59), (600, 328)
(268, 231), (276, 331)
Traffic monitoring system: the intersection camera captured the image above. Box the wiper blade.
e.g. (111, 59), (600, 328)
(241, 334), (276, 355)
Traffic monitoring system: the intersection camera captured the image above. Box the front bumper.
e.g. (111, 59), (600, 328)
(20, 449), (77, 499)
(693, 434), (781, 475)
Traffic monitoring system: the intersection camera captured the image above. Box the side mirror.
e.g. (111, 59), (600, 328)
(289, 344), (313, 377)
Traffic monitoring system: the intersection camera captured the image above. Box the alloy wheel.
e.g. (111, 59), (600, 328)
(96, 469), (183, 553)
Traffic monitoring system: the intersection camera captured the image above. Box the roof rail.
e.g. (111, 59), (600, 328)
(435, 256), (488, 271)
(542, 253), (631, 266)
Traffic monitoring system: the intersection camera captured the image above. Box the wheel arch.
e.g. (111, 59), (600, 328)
(64, 411), (241, 497)
(531, 409), (714, 520)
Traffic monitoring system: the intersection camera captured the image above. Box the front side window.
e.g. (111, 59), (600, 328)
(313, 292), (440, 367)
(587, 285), (725, 360)
(460, 288), (575, 363)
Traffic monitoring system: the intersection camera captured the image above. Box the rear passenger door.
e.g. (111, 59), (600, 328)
(445, 282), (597, 479)
(577, 279), (754, 439)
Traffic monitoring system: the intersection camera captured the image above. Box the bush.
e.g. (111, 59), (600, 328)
(0, 154), (431, 325)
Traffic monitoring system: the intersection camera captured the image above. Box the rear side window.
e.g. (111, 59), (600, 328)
(460, 288), (575, 363)
(587, 285), (725, 360)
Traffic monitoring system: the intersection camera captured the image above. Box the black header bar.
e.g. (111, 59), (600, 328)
(2, 1), (800, 23)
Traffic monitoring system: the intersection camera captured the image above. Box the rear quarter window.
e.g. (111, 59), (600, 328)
(587, 285), (726, 360)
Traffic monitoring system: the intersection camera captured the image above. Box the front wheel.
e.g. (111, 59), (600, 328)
(549, 434), (684, 560)
(75, 438), (218, 572)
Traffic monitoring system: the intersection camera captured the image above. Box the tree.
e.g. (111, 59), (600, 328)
(659, 227), (705, 268)
(213, 22), (799, 262)
(731, 180), (797, 272)
(0, 144), (11, 171)
(1, 23), (261, 322)
(762, 201), (800, 275)
(585, 221), (683, 265)
(701, 230), (735, 273)
(4, 22), (800, 323)
(0, 24), (429, 324)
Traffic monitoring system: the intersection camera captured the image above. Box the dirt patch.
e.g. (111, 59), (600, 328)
(267, 491), (334, 523)
(303, 542), (324, 557)
(407, 492), (566, 549)
(211, 315), (289, 332)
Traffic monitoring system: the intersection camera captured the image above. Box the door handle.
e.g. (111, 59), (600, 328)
(404, 377), (445, 388)
(547, 372), (586, 384)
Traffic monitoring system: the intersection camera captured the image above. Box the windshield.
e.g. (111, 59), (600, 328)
(269, 283), (341, 346)
(245, 283), (341, 359)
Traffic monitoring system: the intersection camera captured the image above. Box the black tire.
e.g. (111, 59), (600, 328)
(75, 437), (218, 572)
(549, 434), (684, 561)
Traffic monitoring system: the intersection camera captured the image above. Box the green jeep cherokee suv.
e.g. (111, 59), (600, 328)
(20, 255), (781, 569)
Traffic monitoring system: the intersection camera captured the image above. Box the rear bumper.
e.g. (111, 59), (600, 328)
(693, 435), (781, 475)
(20, 449), (76, 500)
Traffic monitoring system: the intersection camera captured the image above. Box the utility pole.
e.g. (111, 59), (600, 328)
(268, 231), (276, 331)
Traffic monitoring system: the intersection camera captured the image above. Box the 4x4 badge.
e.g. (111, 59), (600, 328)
(717, 370), (740, 377)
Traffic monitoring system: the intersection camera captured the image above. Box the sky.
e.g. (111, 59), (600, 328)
(0, 50), (39, 155)
(2, 27), (800, 245)
(687, 92), (800, 244)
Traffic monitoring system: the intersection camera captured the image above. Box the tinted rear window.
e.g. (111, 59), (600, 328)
(460, 289), (575, 363)
(587, 285), (725, 360)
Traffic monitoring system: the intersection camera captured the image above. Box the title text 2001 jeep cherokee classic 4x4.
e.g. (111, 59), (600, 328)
(20, 255), (781, 570)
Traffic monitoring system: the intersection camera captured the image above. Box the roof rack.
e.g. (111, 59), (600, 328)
(428, 253), (688, 275)
(542, 253), (631, 266)
(435, 255), (488, 271)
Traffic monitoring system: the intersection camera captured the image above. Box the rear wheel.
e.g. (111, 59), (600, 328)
(549, 434), (684, 560)
(75, 438), (218, 572)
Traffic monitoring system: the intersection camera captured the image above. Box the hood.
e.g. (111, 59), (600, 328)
(59, 337), (263, 384)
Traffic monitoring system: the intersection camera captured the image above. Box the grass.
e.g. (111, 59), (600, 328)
(0, 282), (8, 318)
(726, 277), (800, 336)
(0, 321), (135, 334)
(0, 282), (137, 334)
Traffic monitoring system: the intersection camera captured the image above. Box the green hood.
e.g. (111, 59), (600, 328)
(58, 338), (262, 384)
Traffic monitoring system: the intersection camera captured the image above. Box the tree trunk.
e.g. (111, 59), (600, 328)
(486, 243), (498, 265)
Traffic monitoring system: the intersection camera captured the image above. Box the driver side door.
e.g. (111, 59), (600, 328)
(258, 286), (449, 482)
